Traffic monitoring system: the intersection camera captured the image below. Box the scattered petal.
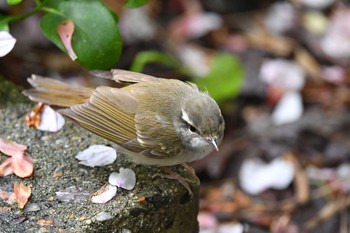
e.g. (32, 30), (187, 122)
(76, 145), (117, 167)
(298, 0), (335, 9)
(91, 183), (117, 204)
(0, 139), (33, 178)
(272, 91), (303, 125)
(57, 19), (77, 60)
(24, 203), (41, 212)
(119, 8), (156, 44)
(184, 13), (222, 39)
(108, 167), (136, 190)
(176, 45), (210, 77)
(198, 212), (218, 229)
(0, 138), (27, 157)
(56, 186), (90, 203)
(239, 157), (295, 195)
(14, 182), (31, 209)
(265, 2), (295, 34)
(25, 103), (45, 128)
(320, 9), (350, 59)
(95, 211), (113, 222)
(36, 105), (65, 132)
(260, 59), (305, 92)
(322, 66), (345, 84)
(0, 158), (13, 177)
(11, 152), (34, 178)
(218, 222), (244, 233)
(37, 219), (54, 226)
(0, 31), (16, 57)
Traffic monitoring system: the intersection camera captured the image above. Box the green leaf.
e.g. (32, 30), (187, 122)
(7, 0), (22, 5)
(0, 15), (10, 31)
(124, 0), (149, 8)
(130, 51), (182, 72)
(40, 0), (122, 70)
(193, 53), (244, 102)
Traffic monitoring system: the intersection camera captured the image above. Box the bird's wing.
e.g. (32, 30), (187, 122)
(59, 86), (139, 146)
(91, 69), (160, 84)
(133, 110), (182, 158)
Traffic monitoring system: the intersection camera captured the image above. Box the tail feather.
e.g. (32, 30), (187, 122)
(22, 75), (93, 107)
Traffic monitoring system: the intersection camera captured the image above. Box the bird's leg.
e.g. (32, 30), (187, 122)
(153, 164), (199, 197)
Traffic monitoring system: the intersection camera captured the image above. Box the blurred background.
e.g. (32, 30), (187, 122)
(2, 0), (350, 232)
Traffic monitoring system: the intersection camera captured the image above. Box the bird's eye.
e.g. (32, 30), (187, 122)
(188, 124), (198, 133)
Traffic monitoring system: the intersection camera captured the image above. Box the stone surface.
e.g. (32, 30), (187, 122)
(0, 78), (199, 233)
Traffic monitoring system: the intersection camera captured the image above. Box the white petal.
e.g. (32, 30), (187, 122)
(95, 212), (113, 221)
(188, 13), (222, 38)
(108, 168), (136, 190)
(76, 145), (117, 167)
(0, 31), (16, 57)
(260, 59), (305, 91)
(218, 223), (244, 233)
(36, 105), (65, 132)
(176, 45), (210, 77)
(299, 0), (335, 9)
(239, 158), (295, 195)
(198, 212), (218, 229)
(91, 184), (117, 204)
(265, 2), (295, 34)
(272, 91), (303, 125)
(55, 186), (90, 203)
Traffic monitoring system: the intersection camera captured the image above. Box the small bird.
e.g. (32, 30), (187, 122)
(23, 70), (225, 167)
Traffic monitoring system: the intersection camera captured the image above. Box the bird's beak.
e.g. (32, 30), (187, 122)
(207, 137), (219, 151)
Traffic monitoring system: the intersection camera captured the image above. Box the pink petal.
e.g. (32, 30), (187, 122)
(57, 19), (77, 61)
(14, 182), (31, 209)
(0, 158), (14, 177)
(0, 138), (27, 157)
(12, 153), (34, 178)
(108, 168), (136, 190)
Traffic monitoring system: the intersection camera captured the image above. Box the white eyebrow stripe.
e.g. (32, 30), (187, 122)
(181, 108), (194, 125)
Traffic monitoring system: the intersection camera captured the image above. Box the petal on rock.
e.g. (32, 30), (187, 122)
(108, 168), (136, 190)
(14, 182), (31, 209)
(76, 145), (117, 167)
(91, 183), (117, 204)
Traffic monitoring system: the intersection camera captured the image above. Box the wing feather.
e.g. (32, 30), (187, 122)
(92, 69), (160, 84)
(59, 87), (138, 146)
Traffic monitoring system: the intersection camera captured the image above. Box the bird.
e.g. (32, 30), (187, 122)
(23, 70), (225, 194)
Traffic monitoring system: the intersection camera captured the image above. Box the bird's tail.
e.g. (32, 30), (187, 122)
(22, 75), (93, 107)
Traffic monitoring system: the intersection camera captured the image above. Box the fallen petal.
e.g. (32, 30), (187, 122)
(57, 19), (77, 60)
(239, 157), (295, 195)
(260, 59), (305, 92)
(108, 168), (136, 190)
(91, 183), (117, 204)
(0, 31), (16, 57)
(14, 182), (31, 209)
(0, 138), (27, 157)
(218, 222), (244, 233)
(76, 145), (117, 167)
(55, 186), (89, 203)
(272, 91), (303, 125)
(12, 153), (34, 178)
(198, 211), (218, 229)
(0, 158), (13, 177)
(95, 211), (113, 221)
(36, 105), (65, 132)
(37, 219), (54, 226)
